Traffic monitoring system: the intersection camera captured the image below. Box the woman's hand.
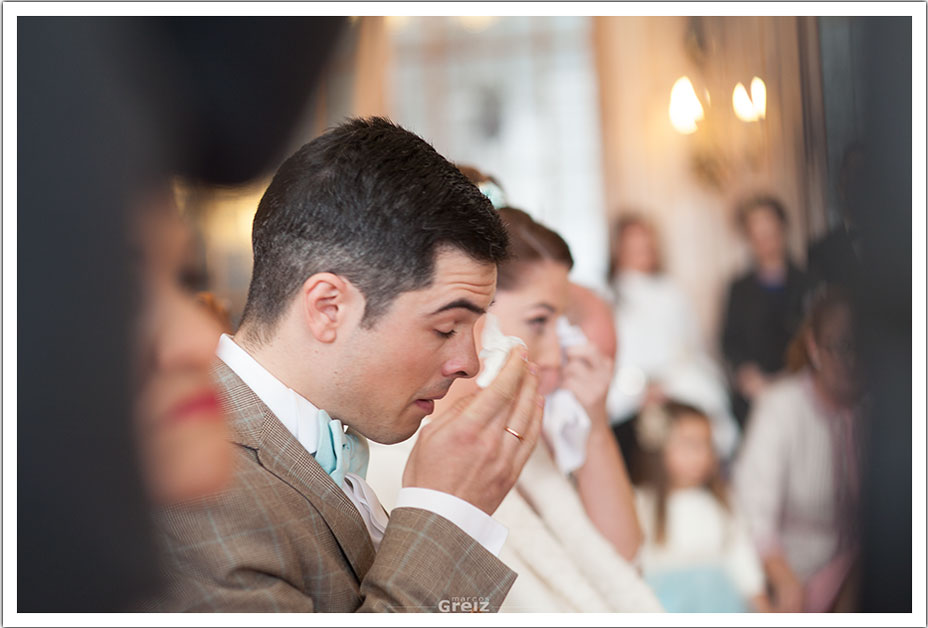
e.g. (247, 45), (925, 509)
(751, 593), (773, 613)
(765, 554), (804, 612)
(736, 362), (770, 400)
(565, 341), (642, 560)
(561, 342), (614, 419)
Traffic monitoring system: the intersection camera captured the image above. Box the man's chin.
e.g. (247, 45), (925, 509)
(362, 408), (427, 445)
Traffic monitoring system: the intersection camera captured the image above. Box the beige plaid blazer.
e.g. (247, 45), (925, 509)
(143, 360), (516, 612)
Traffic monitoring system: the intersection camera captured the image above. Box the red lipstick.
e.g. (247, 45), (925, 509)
(168, 390), (222, 423)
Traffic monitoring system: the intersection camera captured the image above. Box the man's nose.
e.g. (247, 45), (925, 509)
(441, 335), (481, 379)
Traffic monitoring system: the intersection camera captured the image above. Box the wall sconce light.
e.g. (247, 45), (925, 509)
(732, 76), (767, 122)
(669, 76), (705, 134)
(671, 75), (768, 130)
(669, 74), (769, 191)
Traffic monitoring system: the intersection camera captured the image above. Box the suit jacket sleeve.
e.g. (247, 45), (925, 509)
(359, 507), (516, 612)
(144, 465), (515, 612)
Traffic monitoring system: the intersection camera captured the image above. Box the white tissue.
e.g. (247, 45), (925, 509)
(542, 388), (593, 474)
(476, 313), (527, 388)
(556, 316), (588, 350)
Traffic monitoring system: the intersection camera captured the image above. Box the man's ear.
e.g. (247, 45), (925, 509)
(299, 273), (360, 343)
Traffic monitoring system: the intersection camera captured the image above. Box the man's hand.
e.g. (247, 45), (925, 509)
(402, 348), (544, 515)
(561, 343), (613, 420)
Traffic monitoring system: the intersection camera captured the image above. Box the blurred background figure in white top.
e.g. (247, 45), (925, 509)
(606, 214), (739, 482)
(634, 400), (768, 613)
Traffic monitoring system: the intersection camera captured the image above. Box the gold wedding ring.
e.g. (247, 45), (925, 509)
(504, 426), (524, 441)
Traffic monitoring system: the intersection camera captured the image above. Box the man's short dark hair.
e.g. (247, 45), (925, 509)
(241, 117), (509, 342)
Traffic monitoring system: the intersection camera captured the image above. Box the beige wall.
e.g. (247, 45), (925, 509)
(594, 16), (827, 349)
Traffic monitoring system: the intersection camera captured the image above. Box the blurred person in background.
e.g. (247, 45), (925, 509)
(488, 208), (643, 560)
(721, 195), (813, 427)
(132, 186), (232, 505)
(606, 215), (738, 482)
(807, 143), (866, 290)
(457, 167), (644, 560)
(457, 164), (509, 210)
(369, 204), (661, 612)
(566, 282), (619, 360)
(634, 401), (769, 613)
(734, 289), (863, 612)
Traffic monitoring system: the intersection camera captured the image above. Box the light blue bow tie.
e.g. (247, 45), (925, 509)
(313, 409), (369, 488)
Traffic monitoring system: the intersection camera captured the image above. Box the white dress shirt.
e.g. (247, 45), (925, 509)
(216, 334), (507, 556)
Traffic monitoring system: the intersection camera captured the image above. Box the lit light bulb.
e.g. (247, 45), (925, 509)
(751, 76), (766, 119)
(732, 82), (758, 122)
(669, 76), (705, 134)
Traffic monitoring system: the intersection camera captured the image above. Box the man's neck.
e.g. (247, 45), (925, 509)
(232, 326), (325, 408)
(755, 257), (787, 283)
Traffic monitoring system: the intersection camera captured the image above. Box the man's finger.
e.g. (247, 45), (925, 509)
(495, 362), (541, 453)
(510, 395), (545, 472)
(459, 347), (529, 427)
(426, 390), (476, 429)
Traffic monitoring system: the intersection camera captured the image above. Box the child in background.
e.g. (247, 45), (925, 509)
(635, 401), (770, 613)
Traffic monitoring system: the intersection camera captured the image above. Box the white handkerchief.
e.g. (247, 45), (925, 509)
(476, 313), (527, 388)
(343, 472), (389, 551)
(556, 316), (588, 350)
(542, 388), (592, 474)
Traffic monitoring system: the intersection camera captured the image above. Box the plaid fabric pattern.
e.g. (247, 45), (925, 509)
(142, 360), (516, 612)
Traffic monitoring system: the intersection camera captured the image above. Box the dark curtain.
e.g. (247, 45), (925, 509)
(854, 16), (913, 614)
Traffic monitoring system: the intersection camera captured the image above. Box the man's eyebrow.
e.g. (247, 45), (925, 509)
(532, 302), (557, 313)
(429, 298), (488, 316)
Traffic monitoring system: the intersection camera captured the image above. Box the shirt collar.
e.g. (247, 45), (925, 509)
(216, 333), (320, 455)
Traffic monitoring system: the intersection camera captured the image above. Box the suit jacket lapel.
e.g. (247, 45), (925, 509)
(211, 360), (376, 581)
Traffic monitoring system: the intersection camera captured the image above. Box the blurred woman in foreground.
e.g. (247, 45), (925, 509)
(132, 186), (233, 504)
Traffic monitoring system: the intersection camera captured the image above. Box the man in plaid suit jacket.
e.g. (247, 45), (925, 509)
(144, 118), (544, 612)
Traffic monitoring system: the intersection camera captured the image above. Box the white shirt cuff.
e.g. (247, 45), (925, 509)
(394, 487), (509, 557)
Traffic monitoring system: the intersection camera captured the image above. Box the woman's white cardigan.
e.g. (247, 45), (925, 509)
(368, 435), (663, 613)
